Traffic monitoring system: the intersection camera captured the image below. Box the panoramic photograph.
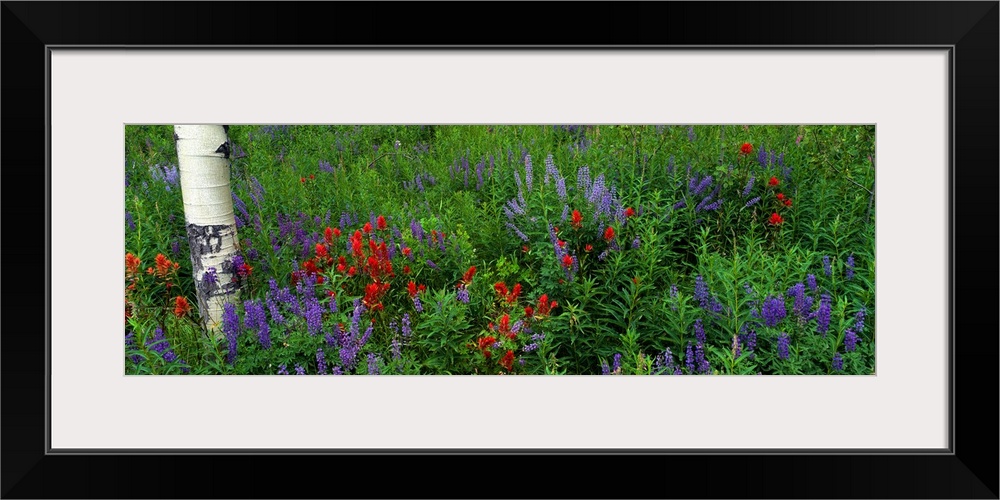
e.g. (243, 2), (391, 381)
(124, 124), (875, 375)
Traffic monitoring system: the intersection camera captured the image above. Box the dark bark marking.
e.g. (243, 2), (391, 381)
(215, 142), (231, 159)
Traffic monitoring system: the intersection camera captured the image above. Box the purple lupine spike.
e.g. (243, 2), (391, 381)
(317, 348), (327, 375)
(816, 294), (832, 337)
(761, 296), (787, 327)
(777, 332), (791, 360)
(832, 352), (844, 372)
(742, 176), (755, 197)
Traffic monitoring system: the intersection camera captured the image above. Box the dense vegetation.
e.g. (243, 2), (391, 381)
(124, 124), (875, 375)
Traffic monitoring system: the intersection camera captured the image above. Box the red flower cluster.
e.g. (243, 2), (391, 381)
(740, 142), (754, 155)
(407, 280), (427, 298)
(461, 266), (477, 286)
(147, 253), (180, 279)
(769, 212), (784, 225)
(173, 296), (191, 318)
(499, 350), (515, 371)
(571, 209), (583, 230)
(768, 176), (779, 187)
(561, 254), (574, 269)
(624, 207), (636, 218)
(603, 227), (615, 242)
(535, 294), (558, 317)
(125, 252), (141, 277)
(494, 282), (521, 304)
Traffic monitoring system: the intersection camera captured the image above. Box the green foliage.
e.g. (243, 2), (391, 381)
(124, 124), (875, 375)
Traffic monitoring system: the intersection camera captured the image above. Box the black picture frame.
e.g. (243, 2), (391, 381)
(3, 2), (997, 498)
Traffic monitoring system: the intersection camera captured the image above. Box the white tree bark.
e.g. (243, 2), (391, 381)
(175, 125), (240, 335)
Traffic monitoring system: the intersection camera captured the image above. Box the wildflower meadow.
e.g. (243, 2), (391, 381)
(124, 124), (875, 375)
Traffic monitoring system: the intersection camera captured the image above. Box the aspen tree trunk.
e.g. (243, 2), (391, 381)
(174, 125), (240, 336)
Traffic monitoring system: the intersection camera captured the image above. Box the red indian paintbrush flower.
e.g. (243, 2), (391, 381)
(776, 193), (784, 200)
(408, 281), (418, 298)
(784, 199), (792, 207)
(561, 254), (574, 268)
(500, 350), (515, 371)
(362, 222), (373, 234)
(571, 209), (583, 229)
(769, 212), (784, 225)
(376, 215), (387, 230)
(624, 207), (636, 218)
(585, 244), (593, 252)
(462, 266), (477, 285)
(125, 253), (141, 276)
(173, 296), (191, 318)
(524, 305), (534, 318)
(603, 226), (615, 242)
(740, 143), (754, 155)
(768, 176), (779, 187)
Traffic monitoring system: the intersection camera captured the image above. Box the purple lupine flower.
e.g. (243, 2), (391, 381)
(601, 361), (611, 375)
(732, 334), (742, 360)
(560, 204), (570, 223)
(413, 296), (423, 312)
(687, 126), (696, 142)
(463, 156), (470, 189)
(693, 319), (706, 345)
(816, 294), (832, 337)
(124, 330), (143, 364)
(555, 176), (567, 201)
(330, 366), (343, 375)
(787, 283), (813, 321)
(522, 343), (539, 353)
(832, 352), (844, 372)
(125, 212), (136, 231)
(761, 296), (787, 327)
(523, 154), (533, 193)
(505, 223), (529, 242)
(685, 342), (695, 373)
(244, 299), (270, 349)
(319, 159), (334, 173)
(391, 336), (402, 361)
(777, 332), (791, 360)
(577, 165), (592, 198)
(203, 267), (218, 289)
(673, 200), (687, 210)
(410, 219), (424, 242)
(823, 255), (832, 277)
(854, 309), (866, 333)
(844, 328), (859, 352)
(807, 274), (817, 291)
(631, 235), (641, 249)
(457, 286), (469, 304)
(328, 294), (338, 313)
(401, 313), (412, 337)
(757, 146), (767, 168)
(425, 260), (438, 270)
(690, 175), (713, 196)
(695, 342), (710, 374)
(317, 348), (327, 374)
(277, 364), (289, 375)
(544, 154), (557, 185)
(739, 324), (758, 353)
(742, 176), (755, 197)
(294, 364), (306, 375)
(611, 353), (622, 374)
(304, 297), (323, 336)
(222, 302), (240, 365)
(694, 276), (711, 309)
(845, 254), (855, 280)
(367, 353), (381, 375)
(360, 322), (374, 348)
